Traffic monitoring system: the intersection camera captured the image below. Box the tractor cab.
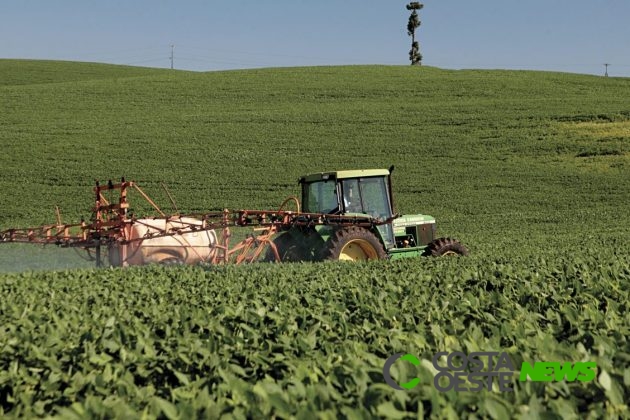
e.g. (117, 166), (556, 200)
(299, 168), (396, 249)
(299, 169), (394, 218)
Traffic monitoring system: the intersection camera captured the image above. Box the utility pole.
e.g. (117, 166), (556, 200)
(604, 63), (609, 77)
(170, 44), (175, 70)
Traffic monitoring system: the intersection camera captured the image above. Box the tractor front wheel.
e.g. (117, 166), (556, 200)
(422, 237), (469, 257)
(321, 227), (387, 261)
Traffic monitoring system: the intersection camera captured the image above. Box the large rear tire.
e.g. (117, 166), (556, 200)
(422, 237), (469, 257)
(264, 233), (309, 262)
(321, 227), (387, 261)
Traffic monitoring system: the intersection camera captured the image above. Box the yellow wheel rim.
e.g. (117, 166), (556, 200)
(339, 239), (379, 261)
(442, 250), (458, 256)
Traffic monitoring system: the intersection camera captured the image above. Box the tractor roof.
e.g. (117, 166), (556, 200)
(300, 169), (390, 183)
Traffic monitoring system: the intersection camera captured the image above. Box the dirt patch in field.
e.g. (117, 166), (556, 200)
(562, 120), (630, 140)
(552, 119), (629, 172)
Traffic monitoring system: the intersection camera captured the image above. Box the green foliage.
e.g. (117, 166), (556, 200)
(0, 61), (629, 417)
(0, 256), (628, 418)
(409, 41), (422, 66)
(406, 3), (423, 65)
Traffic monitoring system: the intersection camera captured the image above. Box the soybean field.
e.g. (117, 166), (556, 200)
(0, 60), (629, 418)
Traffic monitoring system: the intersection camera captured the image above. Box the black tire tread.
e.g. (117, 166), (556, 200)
(422, 237), (469, 257)
(320, 226), (387, 261)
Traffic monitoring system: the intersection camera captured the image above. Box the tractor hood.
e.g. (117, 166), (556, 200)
(392, 214), (436, 236)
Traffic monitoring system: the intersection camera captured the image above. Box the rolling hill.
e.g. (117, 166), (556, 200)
(0, 60), (628, 253)
(0, 60), (628, 418)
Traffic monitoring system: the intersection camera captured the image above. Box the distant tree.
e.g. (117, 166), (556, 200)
(406, 2), (423, 65)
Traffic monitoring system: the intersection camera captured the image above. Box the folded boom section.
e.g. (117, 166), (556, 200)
(0, 178), (391, 266)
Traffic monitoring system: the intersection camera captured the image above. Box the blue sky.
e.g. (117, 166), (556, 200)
(2, 0), (629, 76)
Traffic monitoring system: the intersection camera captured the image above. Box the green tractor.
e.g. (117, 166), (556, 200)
(268, 167), (468, 262)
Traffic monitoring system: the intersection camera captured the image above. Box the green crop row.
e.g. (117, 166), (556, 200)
(1, 252), (628, 418)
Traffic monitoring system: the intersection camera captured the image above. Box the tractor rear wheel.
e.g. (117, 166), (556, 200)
(422, 237), (469, 257)
(265, 233), (309, 262)
(321, 227), (387, 261)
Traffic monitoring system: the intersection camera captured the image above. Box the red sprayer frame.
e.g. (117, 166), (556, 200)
(0, 178), (393, 266)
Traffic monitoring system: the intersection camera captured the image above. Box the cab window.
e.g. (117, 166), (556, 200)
(341, 177), (392, 218)
(303, 181), (339, 213)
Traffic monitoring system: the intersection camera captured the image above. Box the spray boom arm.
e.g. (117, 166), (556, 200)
(0, 178), (396, 266)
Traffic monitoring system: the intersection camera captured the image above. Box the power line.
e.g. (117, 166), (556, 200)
(23, 43), (630, 75)
(180, 45), (333, 62)
(124, 57), (168, 66)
